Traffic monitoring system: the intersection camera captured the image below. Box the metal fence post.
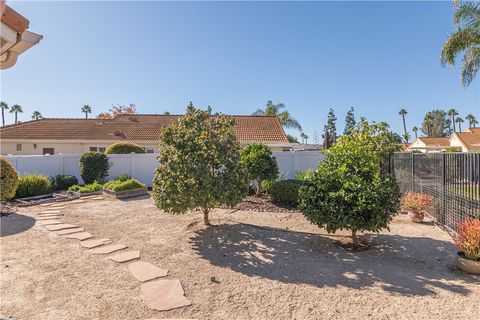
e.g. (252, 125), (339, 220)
(440, 152), (446, 225)
(411, 152), (415, 192)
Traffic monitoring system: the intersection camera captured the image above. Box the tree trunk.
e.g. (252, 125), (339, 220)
(402, 116), (407, 140)
(1, 109), (4, 126)
(202, 207), (211, 226)
(351, 229), (359, 247)
(452, 116), (456, 132)
(15, 112), (17, 124)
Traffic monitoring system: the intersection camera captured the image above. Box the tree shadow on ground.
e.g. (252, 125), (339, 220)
(189, 223), (477, 296)
(1, 213), (35, 237)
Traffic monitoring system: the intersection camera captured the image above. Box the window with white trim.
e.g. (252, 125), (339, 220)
(16, 144), (22, 151)
(89, 146), (106, 153)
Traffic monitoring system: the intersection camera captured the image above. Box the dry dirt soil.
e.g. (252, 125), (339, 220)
(1, 196), (479, 320)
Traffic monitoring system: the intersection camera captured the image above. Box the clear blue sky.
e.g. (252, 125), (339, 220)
(1, 1), (479, 139)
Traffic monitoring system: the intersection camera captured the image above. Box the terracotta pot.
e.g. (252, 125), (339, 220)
(407, 211), (425, 223)
(457, 252), (480, 275)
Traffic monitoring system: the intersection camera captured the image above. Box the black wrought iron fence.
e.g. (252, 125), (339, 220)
(389, 152), (480, 233)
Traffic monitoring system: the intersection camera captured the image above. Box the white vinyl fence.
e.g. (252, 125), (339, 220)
(4, 152), (324, 187)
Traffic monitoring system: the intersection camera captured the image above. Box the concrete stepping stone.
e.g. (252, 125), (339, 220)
(128, 261), (168, 282)
(39, 210), (61, 215)
(37, 215), (63, 220)
(141, 280), (191, 311)
(38, 219), (62, 226)
(88, 244), (127, 254)
(80, 238), (112, 248)
(70, 199), (86, 204)
(65, 232), (93, 240)
(45, 224), (78, 231)
(56, 227), (84, 235)
(108, 250), (140, 263)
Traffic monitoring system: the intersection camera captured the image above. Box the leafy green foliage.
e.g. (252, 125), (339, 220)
(240, 143), (279, 194)
(299, 120), (401, 245)
(51, 174), (78, 191)
(152, 106), (249, 225)
(79, 152), (111, 184)
(68, 182), (103, 193)
(295, 169), (314, 181)
(422, 110), (449, 137)
(287, 135), (299, 143)
(103, 178), (145, 192)
(260, 179), (274, 193)
(252, 100), (302, 130)
(15, 174), (53, 198)
(270, 179), (303, 208)
(115, 174), (130, 181)
(105, 142), (145, 154)
(323, 108), (337, 147)
(344, 107), (356, 135)
(0, 157), (19, 200)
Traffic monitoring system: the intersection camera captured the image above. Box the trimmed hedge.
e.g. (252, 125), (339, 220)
(0, 157), (19, 200)
(51, 174), (78, 191)
(105, 142), (145, 154)
(270, 179), (303, 208)
(68, 182), (103, 193)
(103, 178), (145, 192)
(79, 152), (111, 184)
(15, 174), (52, 198)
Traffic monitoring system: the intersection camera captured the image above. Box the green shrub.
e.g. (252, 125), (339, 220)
(115, 173), (130, 182)
(79, 152), (111, 184)
(104, 178), (145, 192)
(299, 120), (401, 246)
(51, 174), (78, 191)
(15, 174), (53, 198)
(0, 157), (19, 200)
(270, 179), (303, 207)
(240, 143), (279, 195)
(105, 142), (145, 154)
(260, 180), (274, 193)
(295, 169), (314, 181)
(68, 182), (103, 193)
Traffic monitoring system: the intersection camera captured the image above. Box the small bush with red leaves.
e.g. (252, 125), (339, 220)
(400, 191), (433, 212)
(454, 217), (480, 261)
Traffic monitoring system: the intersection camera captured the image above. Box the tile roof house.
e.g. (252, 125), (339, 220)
(406, 137), (451, 153)
(0, 114), (289, 155)
(449, 128), (480, 152)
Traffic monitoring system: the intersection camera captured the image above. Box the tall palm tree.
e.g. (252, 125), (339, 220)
(81, 105), (92, 119)
(465, 113), (477, 128)
(412, 126), (419, 139)
(441, 1), (480, 87)
(448, 109), (459, 132)
(424, 113), (434, 137)
(300, 132), (308, 144)
(398, 108), (409, 142)
(9, 104), (23, 124)
(456, 117), (465, 131)
(31, 111), (43, 120)
(472, 118), (479, 128)
(253, 100), (302, 131)
(0, 101), (8, 126)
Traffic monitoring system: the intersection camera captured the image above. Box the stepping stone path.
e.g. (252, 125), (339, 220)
(128, 261), (168, 282)
(141, 280), (191, 311)
(38, 220), (62, 226)
(45, 224), (78, 231)
(80, 238), (112, 248)
(56, 227), (85, 235)
(108, 250), (140, 263)
(35, 199), (191, 313)
(65, 232), (93, 240)
(88, 244), (127, 254)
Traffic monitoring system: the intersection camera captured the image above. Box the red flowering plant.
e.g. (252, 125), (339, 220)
(454, 217), (480, 261)
(400, 191), (433, 216)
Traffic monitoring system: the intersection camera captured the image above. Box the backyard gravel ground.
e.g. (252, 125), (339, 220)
(1, 196), (479, 320)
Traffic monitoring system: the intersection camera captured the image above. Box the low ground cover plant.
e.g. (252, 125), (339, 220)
(299, 120), (401, 246)
(50, 174), (78, 191)
(15, 174), (53, 198)
(153, 105), (249, 226)
(270, 179), (303, 207)
(0, 157), (19, 201)
(68, 182), (103, 194)
(105, 142), (145, 154)
(240, 143), (279, 195)
(103, 178), (145, 192)
(79, 152), (111, 184)
(454, 217), (480, 261)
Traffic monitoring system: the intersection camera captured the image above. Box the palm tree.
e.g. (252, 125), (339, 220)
(456, 117), (465, 131)
(300, 132), (309, 144)
(412, 126), (419, 139)
(1, 101), (8, 126)
(448, 109), (459, 132)
(424, 113), (434, 137)
(31, 111), (43, 120)
(9, 104), (23, 124)
(466, 114), (477, 128)
(398, 108), (409, 142)
(441, 1), (480, 87)
(472, 118), (479, 128)
(81, 105), (92, 119)
(253, 100), (302, 131)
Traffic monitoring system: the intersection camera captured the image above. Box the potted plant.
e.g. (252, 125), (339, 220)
(454, 217), (480, 275)
(400, 191), (433, 223)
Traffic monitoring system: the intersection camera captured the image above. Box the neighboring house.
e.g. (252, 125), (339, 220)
(0, 114), (290, 155)
(450, 128), (480, 152)
(406, 137), (451, 153)
(1, 1), (43, 69)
